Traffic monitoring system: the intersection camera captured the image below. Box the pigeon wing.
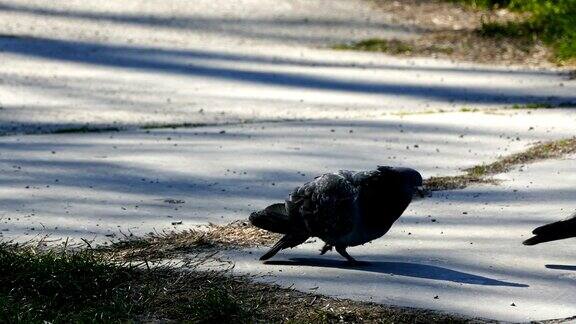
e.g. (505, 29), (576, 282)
(287, 173), (356, 240)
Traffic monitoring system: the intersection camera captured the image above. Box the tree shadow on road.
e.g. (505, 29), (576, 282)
(1, 36), (575, 105)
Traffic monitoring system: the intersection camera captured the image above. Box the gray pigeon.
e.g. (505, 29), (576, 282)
(523, 211), (576, 245)
(249, 166), (423, 263)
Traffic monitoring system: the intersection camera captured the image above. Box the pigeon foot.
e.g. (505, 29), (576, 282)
(336, 246), (357, 264)
(320, 244), (333, 255)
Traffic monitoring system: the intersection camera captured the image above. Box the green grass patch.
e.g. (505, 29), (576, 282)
(452, 0), (576, 62)
(0, 243), (148, 322)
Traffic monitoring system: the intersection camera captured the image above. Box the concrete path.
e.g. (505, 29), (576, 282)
(1, 0), (574, 135)
(1, 110), (574, 240)
(1, 0), (575, 321)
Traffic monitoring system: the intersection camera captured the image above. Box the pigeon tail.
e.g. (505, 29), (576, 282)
(523, 217), (576, 245)
(259, 234), (308, 261)
(250, 203), (295, 234)
(523, 235), (556, 246)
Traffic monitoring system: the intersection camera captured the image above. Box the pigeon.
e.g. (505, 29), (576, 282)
(523, 211), (576, 245)
(249, 166), (423, 263)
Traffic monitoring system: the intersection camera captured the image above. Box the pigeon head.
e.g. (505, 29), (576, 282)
(377, 166), (424, 197)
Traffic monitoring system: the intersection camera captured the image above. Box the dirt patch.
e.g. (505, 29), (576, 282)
(336, 0), (556, 66)
(419, 30), (550, 66)
(372, 0), (522, 32)
(334, 31), (550, 66)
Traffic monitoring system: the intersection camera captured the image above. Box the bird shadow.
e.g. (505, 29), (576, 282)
(265, 258), (528, 287)
(546, 264), (576, 271)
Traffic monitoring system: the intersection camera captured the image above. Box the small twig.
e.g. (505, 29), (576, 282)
(309, 296), (318, 306)
(81, 237), (93, 249)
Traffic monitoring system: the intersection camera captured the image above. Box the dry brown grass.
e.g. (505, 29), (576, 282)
(425, 137), (576, 191)
(466, 137), (576, 176)
(424, 175), (496, 191)
(131, 264), (489, 323)
(103, 221), (280, 261)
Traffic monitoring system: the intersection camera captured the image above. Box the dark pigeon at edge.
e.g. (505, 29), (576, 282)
(523, 211), (576, 245)
(249, 166), (423, 263)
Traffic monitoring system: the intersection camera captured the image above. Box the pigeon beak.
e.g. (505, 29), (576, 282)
(416, 186), (426, 198)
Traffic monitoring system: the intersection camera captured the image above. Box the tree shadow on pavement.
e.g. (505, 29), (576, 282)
(1, 37), (575, 105)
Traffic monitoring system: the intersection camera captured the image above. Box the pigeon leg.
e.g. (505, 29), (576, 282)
(320, 244), (333, 255)
(336, 246), (357, 264)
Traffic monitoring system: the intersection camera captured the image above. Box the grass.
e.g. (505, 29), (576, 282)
(333, 38), (414, 54)
(104, 221), (280, 261)
(0, 241), (485, 323)
(508, 102), (576, 110)
(467, 137), (576, 174)
(459, 107), (480, 112)
(451, 0), (576, 62)
(0, 242), (149, 322)
(0, 241), (255, 323)
(425, 136), (576, 190)
(510, 102), (554, 109)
